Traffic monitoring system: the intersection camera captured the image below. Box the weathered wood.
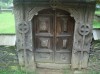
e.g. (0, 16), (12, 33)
(36, 63), (71, 69)
(13, 0), (96, 71)
(33, 10), (74, 66)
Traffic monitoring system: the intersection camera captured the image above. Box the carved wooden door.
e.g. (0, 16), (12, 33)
(33, 9), (74, 65)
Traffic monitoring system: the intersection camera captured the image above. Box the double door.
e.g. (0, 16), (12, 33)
(33, 9), (74, 65)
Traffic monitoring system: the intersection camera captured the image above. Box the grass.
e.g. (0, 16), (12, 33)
(0, 45), (100, 74)
(0, 70), (25, 74)
(0, 69), (38, 74)
(0, 69), (100, 74)
(0, 12), (15, 34)
(0, 69), (37, 74)
(95, 10), (100, 15)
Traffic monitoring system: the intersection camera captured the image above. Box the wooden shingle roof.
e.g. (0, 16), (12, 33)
(13, 0), (96, 4)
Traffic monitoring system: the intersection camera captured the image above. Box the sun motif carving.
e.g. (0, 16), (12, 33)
(40, 38), (49, 48)
(17, 21), (29, 34)
(78, 24), (90, 36)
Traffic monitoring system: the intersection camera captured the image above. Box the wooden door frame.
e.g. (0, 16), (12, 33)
(15, 2), (95, 70)
(32, 8), (75, 69)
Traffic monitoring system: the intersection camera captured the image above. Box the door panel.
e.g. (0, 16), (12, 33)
(55, 15), (72, 63)
(36, 16), (52, 33)
(56, 16), (71, 50)
(56, 37), (69, 51)
(33, 9), (74, 65)
(35, 37), (53, 52)
(55, 52), (71, 63)
(35, 52), (53, 62)
(34, 15), (54, 63)
(56, 17), (68, 35)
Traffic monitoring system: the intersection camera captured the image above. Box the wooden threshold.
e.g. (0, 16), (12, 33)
(36, 63), (71, 69)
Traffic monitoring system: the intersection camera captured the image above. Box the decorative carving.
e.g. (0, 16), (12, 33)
(62, 17), (68, 32)
(17, 21), (29, 34)
(63, 39), (67, 48)
(55, 53), (71, 63)
(28, 7), (79, 22)
(50, 0), (59, 9)
(35, 52), (52, 62)
(14, 2), (95, 70)
(75, 24), (91, 53)
(39, 17), (49, 32)
(78, 24), (90, 36)
(60, 53), (67, 61)
(40, 22), (47, 31)
(39, 38), (49, 48)
(74, 23), (91, 69)
(74, 42), (90, 54)
(40, 53), (51, 59)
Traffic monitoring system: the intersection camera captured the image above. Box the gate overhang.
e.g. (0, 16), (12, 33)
(13, 0), (96, 71)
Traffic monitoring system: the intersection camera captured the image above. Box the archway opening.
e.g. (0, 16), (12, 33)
(32, 8), (75, 69)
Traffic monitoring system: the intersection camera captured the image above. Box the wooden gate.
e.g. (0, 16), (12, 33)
(32, 9), (75, 69)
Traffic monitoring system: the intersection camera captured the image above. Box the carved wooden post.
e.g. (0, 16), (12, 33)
(17, 21), (29, 73)
(14, 3), (36, 71)
(16, 21), (36, 71)
(75, 24), (91, 69)
(71, 4), (95, 69)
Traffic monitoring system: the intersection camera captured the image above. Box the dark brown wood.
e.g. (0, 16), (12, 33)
(33, 9), (75, 66)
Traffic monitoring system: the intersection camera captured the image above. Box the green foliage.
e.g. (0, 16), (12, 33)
(93, 20), (100, 28)
(0, 70), (25, 74)
(0, 69), (37, 74)
(88, 40), (100, 74)
(0, 69), (38, 74)
(1, 0), (9, 4)
(0, 0), (13, 8)
(96, 0), (100, 4)
(63, 69), (72, 74)
(0, 0), (13, 4)
(86, 70), (100, 74)
(0, 2), (7, 8)
(94, 10), (100, 28)
(0, 46), (37, 74)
